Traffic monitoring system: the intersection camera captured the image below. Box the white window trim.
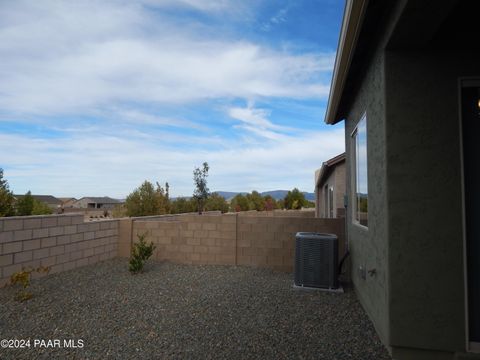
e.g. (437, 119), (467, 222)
(329, 186), (334, 218)
(324, 184), (329, 218)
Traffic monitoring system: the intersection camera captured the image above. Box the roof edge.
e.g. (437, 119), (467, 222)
(325, 0), (369, 125)
(315, 152), (346, 187)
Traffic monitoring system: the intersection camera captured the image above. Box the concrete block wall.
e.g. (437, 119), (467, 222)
(237, 216), (345, 272)
(271, 209), (316, 218)
(237, 210), (315, 218)
(131, 214), (237, 265)
(118, 218), (133, 258)
(62, 207), (111, 220)
(125, 214), (345, 273)
(0, 213), (344, 285)
(0, 214), (118, 287)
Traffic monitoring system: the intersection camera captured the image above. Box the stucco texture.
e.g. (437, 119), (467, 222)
(343, 47), (390, 347)
(385, 51), (480, 352)
(333, 1), (480, 358)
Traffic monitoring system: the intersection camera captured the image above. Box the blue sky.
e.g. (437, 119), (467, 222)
(0, 0), (345, 198)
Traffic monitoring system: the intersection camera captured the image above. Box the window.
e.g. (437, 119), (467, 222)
(329, 187), (334, 218)
(324, 185), (334, 218)
(352, 115), (368, 227)
(324, 184), (329, 217)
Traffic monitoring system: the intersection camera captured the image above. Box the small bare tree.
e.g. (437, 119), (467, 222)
(193, 162), (210, 214)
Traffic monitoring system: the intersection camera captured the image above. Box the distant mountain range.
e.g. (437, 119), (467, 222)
(215, 190), (315, 202)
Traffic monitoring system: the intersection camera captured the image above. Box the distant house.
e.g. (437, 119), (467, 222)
(314, 153), (346, 218)
(324, 0), (480, 359)
(58, 197), (77, 208)
(72, 197), (120, 210)
(14, 194), (62, 211)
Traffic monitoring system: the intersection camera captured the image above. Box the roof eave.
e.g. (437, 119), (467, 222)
(315, 164), (328, 188)
(325, 0), (369, 125)
(315, 153), (346, 188)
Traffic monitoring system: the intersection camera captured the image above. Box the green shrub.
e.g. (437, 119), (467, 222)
(129, 233), (156, 274)
(31, 199), (52, 215)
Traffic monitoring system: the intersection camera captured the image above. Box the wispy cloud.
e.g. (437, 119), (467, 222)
(142, 0), (250, 14)
(227, 102), (295, 140)
(0, 1), (333, 116)
(117, 109), (204, 130)
(1, 126), (345, 197)
(261, 3), (292, 31)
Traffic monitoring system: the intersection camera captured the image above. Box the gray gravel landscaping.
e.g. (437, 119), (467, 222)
(0, 258), (391, 359)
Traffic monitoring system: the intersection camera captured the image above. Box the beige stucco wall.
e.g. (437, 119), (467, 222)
(315, 161), (346, 219)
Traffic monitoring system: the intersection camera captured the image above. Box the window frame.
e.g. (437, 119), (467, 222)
(323, 184), (329, 218)
(329, 186), (334, 218)
(351, 113), (368, 229)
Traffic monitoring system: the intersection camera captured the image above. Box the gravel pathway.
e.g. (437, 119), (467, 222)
(0, 259), (391, 359)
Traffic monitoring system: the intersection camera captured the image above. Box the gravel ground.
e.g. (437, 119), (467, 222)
(0, 259), (391, 360)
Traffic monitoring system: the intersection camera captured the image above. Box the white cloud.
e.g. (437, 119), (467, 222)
(262, 4), (291, 31)
(229, 105), (276, 129)
(227, 103), (295, 140)
(145, 0), (244, 13)
(1, 126), (344, 197)
(234, 125), (286, 141)
(0, 1), (334, 116)
(117, 109), (205, 130)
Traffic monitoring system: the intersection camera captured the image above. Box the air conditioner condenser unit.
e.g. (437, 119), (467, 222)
(294, 232), (338, 289)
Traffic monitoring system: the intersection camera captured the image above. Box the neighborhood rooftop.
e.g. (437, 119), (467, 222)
(77, 197), (120, 203)
(13, 194), (62, 206)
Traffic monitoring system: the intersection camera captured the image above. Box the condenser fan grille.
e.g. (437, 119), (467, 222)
(294, 232), (338, 289)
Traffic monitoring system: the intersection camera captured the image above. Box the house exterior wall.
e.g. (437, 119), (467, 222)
(385, 51), (480, 356)
(343, 47), (390, 347)
(44, 202), (61, 211)
(94, 203), (117, 210)
(316, 162), (346, 219)
(341, 48), (480, 359)
(72, 198), (117, 209)
(315, 187), (320, 218)
(338, 13), (480, 359)
(335, 163), (346, 218)
(72, 198), (91, 208)
(61, 198), (77, 208)
(322, 0), (480, 357)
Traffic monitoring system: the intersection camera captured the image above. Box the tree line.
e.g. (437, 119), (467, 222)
(120, 163), (314, 217)
(120, 185), (313, 218)
(229, 189), (314, 212)
(0, 164), (314, 218)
